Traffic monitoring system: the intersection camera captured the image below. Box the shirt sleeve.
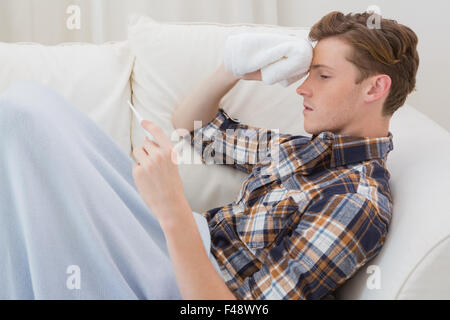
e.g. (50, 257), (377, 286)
(189, 108), (290, 174)
(234, 193), (389, 300)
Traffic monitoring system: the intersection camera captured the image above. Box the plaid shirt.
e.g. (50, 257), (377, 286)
(189, 109), (394, 300)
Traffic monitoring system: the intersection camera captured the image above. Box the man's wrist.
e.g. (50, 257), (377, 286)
(218, 62), (240, 84)
(159, 200), (193, 233)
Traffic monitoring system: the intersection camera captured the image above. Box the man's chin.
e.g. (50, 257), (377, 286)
(304, 124), (321, 136)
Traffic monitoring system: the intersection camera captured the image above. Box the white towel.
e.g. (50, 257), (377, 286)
(224, 32), (313, 87)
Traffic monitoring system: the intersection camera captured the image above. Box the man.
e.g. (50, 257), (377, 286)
(132, 10), (419, 299)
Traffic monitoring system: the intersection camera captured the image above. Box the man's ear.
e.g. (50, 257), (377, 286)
(364, 74), (391, 103)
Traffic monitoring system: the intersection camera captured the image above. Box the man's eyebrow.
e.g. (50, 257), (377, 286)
(309, 64), (335, 71)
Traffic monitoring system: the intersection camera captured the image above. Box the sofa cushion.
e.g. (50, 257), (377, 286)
(127, 14), (310, 213)
(0, 41), (135, 156)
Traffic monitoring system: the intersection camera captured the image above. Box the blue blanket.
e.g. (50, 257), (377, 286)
(0, 81), (216, 299)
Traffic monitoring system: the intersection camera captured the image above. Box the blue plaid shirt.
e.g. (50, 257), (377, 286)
(190, 109), (394, 300)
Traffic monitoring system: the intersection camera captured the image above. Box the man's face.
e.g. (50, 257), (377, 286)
(296, 37), (366, 135)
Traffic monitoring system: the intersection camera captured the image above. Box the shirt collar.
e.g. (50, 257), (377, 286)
(311, 130), (394, 168)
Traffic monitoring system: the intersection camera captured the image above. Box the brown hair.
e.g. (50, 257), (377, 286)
(309, 11), (419, 116)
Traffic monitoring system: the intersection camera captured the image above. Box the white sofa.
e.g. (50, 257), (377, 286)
(1, 14), (449, 300)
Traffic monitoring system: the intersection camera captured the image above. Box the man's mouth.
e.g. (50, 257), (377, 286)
(303, 104), (314, 111)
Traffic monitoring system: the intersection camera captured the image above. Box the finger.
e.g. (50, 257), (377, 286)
(141, 120), (173, 150)
(133, 145), (149, 166)
(142, 136), (159, 155)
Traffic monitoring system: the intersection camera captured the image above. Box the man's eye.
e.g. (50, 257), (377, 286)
(320, 75), (330, 79)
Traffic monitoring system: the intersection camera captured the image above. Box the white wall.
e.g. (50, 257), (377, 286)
(0, 0), (448, 132)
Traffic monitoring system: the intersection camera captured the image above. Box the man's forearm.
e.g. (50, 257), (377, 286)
(160, 209), (237, 300)
(171, 63), (240, 132)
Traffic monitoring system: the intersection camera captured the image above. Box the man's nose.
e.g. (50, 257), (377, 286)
(296, 81), (310, 97)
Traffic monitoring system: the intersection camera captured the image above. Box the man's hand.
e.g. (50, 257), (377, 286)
(132, 120), (191, 227)
(239, 69), (262, 81)
(132, 121), (236, 299)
